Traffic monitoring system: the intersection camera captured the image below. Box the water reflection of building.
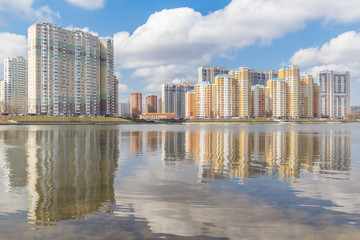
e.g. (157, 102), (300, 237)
(130, 131), (143, 156)
(181, 128), (351, 182)
(161, 131), (187, 165)
(0, 130), (29, 191)
(26, 128), (118, 225)
(145, 131), (159, 153)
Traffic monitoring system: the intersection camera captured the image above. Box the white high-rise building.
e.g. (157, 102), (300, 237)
(1, 57), (28, 115)
(162, 82), (194, 119)
(198, 66), (231, 83)
(318, 70), (350, 119)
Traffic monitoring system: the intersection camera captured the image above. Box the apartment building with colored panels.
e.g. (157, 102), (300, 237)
(214, 74), (236, 118)
(317, 70), (350, 118)
(185, 90), (195, 119)
(267, 78), (289, 118)
(27, 22), (117, 116)
(278, 66), (300, 118)
(299, 75), (314, 118)
(194, 82), (216, 118)
(251, 84), (266, 118)
(229, 67), (251, 118)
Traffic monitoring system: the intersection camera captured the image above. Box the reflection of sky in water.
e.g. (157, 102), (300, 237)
(0, 123), (359, 239)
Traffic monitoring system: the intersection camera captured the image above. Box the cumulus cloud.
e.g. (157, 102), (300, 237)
(0, 32), (27, 78)
(290, 31), (360, 82)
(114, 0), (360, 93)
(66, 0), (106, 10)
(0, 0), (60, 23)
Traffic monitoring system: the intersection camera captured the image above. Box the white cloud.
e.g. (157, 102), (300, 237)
(118, 83), (132, 95)
(114, 0), (360, 92)
(0, 0), (60, 23)
(66, 0), (106, 10)
(0, 32), (27, 78)
(290, 31), (360, 82)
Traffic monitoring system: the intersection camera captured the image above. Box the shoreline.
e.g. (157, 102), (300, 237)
(0, 116), (359, 125)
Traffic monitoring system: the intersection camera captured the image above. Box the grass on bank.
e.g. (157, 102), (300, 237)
(0, 115), (132, 123)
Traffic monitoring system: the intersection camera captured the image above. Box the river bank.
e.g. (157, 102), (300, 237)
(0, 115), (358, 125)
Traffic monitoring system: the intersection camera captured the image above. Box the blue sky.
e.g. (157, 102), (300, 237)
(1, 0), (360, 104)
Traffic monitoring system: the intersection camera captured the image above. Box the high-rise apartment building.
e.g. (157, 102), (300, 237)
(158, 97), (162, 113)
(119, 98), (130, 117)
(229, 67), (251, 118)
(185, 90), (195, 119)
(145, 95), (157, 113)
(267, 78), (288, 118)
(162, 82), (194, 119)
(299, 75), (314, 118)
(251, 84), (266, 118)
(278, 66), (300, 118)
(313, 83), (320, 117)
(130, 93), (142, 118)
(100, 38), (116, 116)
(1, 57), (28, 114)
(214, 74), (236, 118)
(194, 82), (216, 118)
(27, 22), (117, 116)
(318, 70), (350, 118)
(198, 66), (231, 83)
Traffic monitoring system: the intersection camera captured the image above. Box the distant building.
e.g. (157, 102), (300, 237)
(350, 106), (360, 114)
(229, 67), (251, 118)
(194, 82), (216, 118)
(145, 95), (157, 113)
(198, 66), (231, 83)
(158, 97), (162, 113)
(1, 57), (27, 115)
(214, 74), (236, 118)
(162, 82), (194, 119)
(278, 66), (300, 118)
(130, 93), (142, 118)
(267, 78), (288, 118)
(119, 98), (130, 117)
(313, 83), (320, 117)
(185, 90), (195, 119)
(251, 85), (266, 118)
(140, 113), (175, 120)
(318, 70), (350, 118)
(299, 75), (314, 118)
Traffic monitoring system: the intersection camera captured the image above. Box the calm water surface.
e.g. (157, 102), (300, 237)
(0, 123), (360, 239)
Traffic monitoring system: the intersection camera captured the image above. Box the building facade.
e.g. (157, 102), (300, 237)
(130, 93), (142, 118)
(198, 66), (231, 83)
(313, 83), (320, 118)
(251, 84), (266, 118)
(299, 75), (314, 118)
(27, 22), (117, 116)
(119, 98), (130, 117)
(214, 74), (236, 118)
(230, 67), (251, 118)
(278, 66), (300, 118)
(185, 90), (195, 119)
(162, 82), (194, 119)
(318, 70), (350, 118)
(194, 82), (216, 118)
(145, 95), (157, 113)
(1, 57), (28, 114)
(158, 97), (162, 113)
(267, 78), (288, 118)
